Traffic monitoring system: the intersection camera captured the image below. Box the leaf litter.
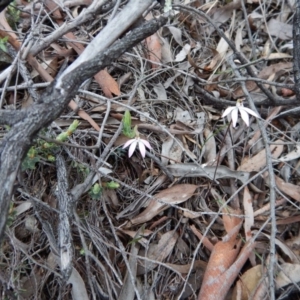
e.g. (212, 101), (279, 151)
(2, 0), (300, 299)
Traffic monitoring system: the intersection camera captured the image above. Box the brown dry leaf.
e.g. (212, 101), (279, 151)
(153, 82), (168, 100)
(277, 145), (300, 162)
(210, 0), (241, 27)
(222, 206), (243, 243)
(233, 62), (293, 98)
(164, 25), (183, 46)
(137, 231), (178, 275)
(145, 33), (162, 69)
(243, 186), (254, 241)
(198, 239), (241, 299)
(190, 224), (214, 251)
(203, 128), (217, 164)
(161, 137), (183, 166)
(276, 264), (300, 290)
(175, 44), (191, 62)
(160, 36), (174, 63)
(274, 175), (300, 202)
(262, 52), (292, 60)
(198, 240), (256, 300)
(46, 56), (59, 78)
(232, 265), (263, 300)
(67, 268), (89, 300)
(204, 33), (229, 71)
(246, 106), (283, 151)
(94, 69), (121, 98)
(50, 43), (74, 57)
(265, 19), (293, 40)
(258, 230), (299, 263)
(166, 260), (207, 273)
(130, 184), (198, 225)
(238, 140), (284, 172)
(119, 241), (139, 300)
(68, 101), (100, 131)
(258, 62), (293, 79)
(281, 88), (295, 97)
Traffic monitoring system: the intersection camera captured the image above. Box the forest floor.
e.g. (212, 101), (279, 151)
(1, 0), (300, 299)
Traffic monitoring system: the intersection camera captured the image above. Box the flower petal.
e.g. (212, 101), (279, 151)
(221, 106), (236, 118)
(140, 139), (152, 150)
(128, 140), (137, 157)
(239, 108), (250, 126)
(241, 107), (259, 118)
(123, 139), (135, 149)
(138, 141), (146, 157)
(231, 108), (238, 127)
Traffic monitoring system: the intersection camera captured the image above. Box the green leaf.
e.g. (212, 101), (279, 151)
(89, 183), (103, 200)
(122, 110), (135, 138)
(105, 181), (120, 189)
(22, 156), (40, 170)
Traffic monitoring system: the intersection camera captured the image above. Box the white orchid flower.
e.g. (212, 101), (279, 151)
(222, 99), (259, 128)
(123, 137), (152, 158)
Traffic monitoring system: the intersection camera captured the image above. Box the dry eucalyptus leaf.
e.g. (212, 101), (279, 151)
(232, 265), (262, 300)
(166, 260), (207, 273)
(276, 264), (300, 289)
(161, 137), (183, 166)
(277, 145), (300, 162)
(243, 186), (254, 241)
(15, 201), (32, 216)
(160, 36), (174, 63)
(166, 25), (183, 46)
(145, 32), (162, 69)
(130, 184), (198, 225)
(266, 19), (292, 40)
(175, 107), (192, 123)
(258, 231), (299, 263)
(153, 82), (168, 100)
(137, 230), (178, 275)
(205, 31), (229, 71)
(94, 69), (120, 98)
(238, 140), (284, 172)
(274, 175), (300, 202)
(203, 128), (217, 164)
(67, 268), (89, 300)
(175, 44), (191, 62)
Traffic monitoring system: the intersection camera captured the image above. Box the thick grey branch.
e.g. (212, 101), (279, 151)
(0, 109), (27, 126)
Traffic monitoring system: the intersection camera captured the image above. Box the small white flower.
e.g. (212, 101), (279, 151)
(123, 137), (152, 158)
(222, 100), (259, 128)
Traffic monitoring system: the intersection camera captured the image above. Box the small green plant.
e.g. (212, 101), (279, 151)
(7, 202), (16, 227)
(103, 181), (120, 189)
(7, 1), (20, 28)
(0, 36), (8, 52)
(71, 161), (89, 178)
(22, 120), (80, 171)
(89, 183), (103, 200)
(89, 181), (120, 200)
(122, 110), (135, 138)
